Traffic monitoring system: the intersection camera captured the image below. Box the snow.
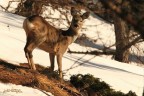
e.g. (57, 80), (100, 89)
(0, 83), (53, 96)
(0, 2), (144, 96)
(0, 0), (19, 12)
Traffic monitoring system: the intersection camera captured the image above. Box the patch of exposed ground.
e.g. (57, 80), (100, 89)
(0, 59), (81, 96)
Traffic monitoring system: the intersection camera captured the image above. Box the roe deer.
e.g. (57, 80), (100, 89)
(23, 7), (90, 79)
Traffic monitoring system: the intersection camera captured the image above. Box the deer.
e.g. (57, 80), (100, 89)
(23, 7), (90, 79)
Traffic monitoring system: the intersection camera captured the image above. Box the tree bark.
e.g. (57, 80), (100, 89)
(113, 13), (130, 63)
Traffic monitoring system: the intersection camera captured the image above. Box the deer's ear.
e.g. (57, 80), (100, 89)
(71, 7), (78, 16)
(81, 12), (90, 19)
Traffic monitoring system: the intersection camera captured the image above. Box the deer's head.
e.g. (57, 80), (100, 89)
(70, 7), (90, 31)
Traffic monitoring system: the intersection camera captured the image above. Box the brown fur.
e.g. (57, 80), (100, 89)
(23, 7), (90, 79)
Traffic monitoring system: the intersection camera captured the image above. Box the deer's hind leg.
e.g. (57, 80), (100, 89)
(24, 35), (45, 70)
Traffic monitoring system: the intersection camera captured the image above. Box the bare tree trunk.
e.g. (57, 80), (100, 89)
(113, 13), (130, 63)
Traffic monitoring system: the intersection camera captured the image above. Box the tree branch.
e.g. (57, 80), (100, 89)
(123, 36), (143, 50)
(67, 49), (115, 55)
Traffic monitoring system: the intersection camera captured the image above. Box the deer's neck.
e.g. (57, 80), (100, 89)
(62, 26), (79, 36)
(62, 26), (80, 43)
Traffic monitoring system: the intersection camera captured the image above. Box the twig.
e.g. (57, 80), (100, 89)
(64, 55), (96, 72)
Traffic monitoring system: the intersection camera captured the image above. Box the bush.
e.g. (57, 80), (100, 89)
(70, 74), (137, 96)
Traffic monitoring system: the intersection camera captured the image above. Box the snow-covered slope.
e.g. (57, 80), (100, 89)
(0, 10), (144, 96)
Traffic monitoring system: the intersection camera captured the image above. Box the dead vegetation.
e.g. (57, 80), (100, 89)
(0, 59), (81, 96)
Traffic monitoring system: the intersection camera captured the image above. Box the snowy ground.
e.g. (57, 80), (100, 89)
(0, 9), (144, 96)
(0, 83), (53, 96)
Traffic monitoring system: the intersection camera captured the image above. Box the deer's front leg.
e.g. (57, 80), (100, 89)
(56, 54), (63, 79)
(49, 53), (55, 71)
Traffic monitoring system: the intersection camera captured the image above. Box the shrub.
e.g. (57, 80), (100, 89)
(70, 74), (137, 96)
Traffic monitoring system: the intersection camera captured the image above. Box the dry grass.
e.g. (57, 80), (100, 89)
(0, 59), (81, 96)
